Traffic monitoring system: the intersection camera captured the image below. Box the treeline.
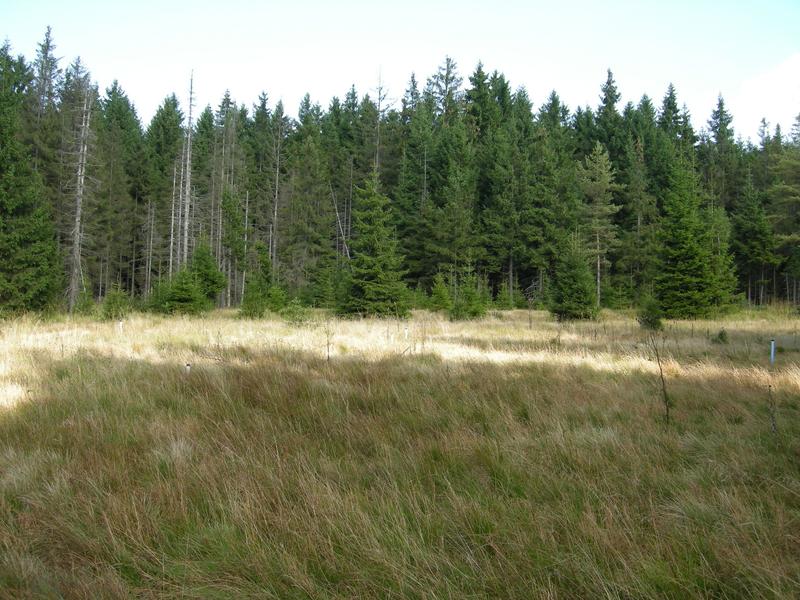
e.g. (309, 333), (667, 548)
(2, 28), (799, 319)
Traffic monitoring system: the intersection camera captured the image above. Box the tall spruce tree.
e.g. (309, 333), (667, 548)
(342, 172), (409, 316)
(577, 142), (622, 307)
(655, 158), (717, 318)
(549, 234), (596, 320)
(0, 43), (60, 312)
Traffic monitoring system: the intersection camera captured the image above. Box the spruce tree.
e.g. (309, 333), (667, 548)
(618, 137), (659, 299)
(549, 235), (596, 320)
(706, 203), (737, 309)
(595, 69), (625, 168)
(241, 242), (272, 317)
(190, 240), (226, 302)
(342, 173), (409, 317)
(654, 158), (716, 318)
(429, 271), (452, 311)
(577, 142), (622, 307)
(0, 43), (60, 313)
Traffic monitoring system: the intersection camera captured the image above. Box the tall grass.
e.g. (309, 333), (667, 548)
(0, 310), (798, 597)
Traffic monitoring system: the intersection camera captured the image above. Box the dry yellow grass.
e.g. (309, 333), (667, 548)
(2, 309), (798, 409)
(0, 308), (799, 597)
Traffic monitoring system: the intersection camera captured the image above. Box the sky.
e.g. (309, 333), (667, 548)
(3, 0), (799, 142)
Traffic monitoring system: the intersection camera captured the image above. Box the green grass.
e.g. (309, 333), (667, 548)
(0, 311), (799, 598)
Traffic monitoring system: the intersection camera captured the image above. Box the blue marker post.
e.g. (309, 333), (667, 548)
(769, 338), (777, 433)
(770, 338), (776, 368)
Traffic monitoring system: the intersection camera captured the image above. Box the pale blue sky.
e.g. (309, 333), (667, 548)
(3, 0), (799, 140)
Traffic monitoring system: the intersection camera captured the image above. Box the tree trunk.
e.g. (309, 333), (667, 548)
(270, 122), (282, 277)
(508, 254), (514, 306)
(68, 91), (92, 313)
(176, 140), (186, 268)
(145, 200), (155, 296)
(168, 163), (177, 277)
(242, 190), (249, 304)
(595, 232), (601, 308)
(182, 74), (194, 267)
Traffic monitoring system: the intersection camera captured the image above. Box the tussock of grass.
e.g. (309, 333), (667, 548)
(0, 310), (799, 597)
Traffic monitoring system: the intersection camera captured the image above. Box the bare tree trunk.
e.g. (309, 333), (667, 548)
(217, 127), (227, 266)
(242, 190), (249, 303)
(226, 256), (232, 308)
(347, 157), (354, 239)
(129, 234), (136, 293)
(270, 124), (282, 278)
(595, 232), (601, 309)
(97, 257), (104, 300)
(68, 90), (92, 313)
(422, 147), (428, 210)
(168, 164), (177, 278)
(176, 140), (186, 268)
(182, 73), (194, 267)
(145, 200), (155, 296)
(330, 183), (350, 259)
(375, 71), (385, 173)
(508, 255), (514, 306)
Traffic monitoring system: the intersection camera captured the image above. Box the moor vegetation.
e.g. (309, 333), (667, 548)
(0, 309), (799, 597)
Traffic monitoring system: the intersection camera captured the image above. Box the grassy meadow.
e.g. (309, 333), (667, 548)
(1, 308), (799, 598)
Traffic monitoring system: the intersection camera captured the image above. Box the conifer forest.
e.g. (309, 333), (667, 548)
(4, 21), (800, 597)
(2, 28), (800, 319)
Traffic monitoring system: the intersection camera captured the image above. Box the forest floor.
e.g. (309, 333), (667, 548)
(1, 308), (799, 598)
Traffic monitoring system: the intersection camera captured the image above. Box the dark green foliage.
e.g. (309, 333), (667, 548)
(495, 278), (526, 309)
(101, 286), (130, 320)
(577, 142), (622, 308)
(2, 33), (799, 317)
(711, 328), (729, 344)
(342, 174), (410, 317)
(654, 159), (718, 318)
(240, 242), (273, 318)
(429, 272), (452, 312)
(637, 295), (663, 331)
(240, 243), (289, 317)
(731, 175), (778, 304)
(550, 236), (597, 320)
(148, 270), (208, 315)
(705, 204), (737, 310)
(0, 43), (61, 314)
(73, 284), (96, 317)
(449, 268), (488, 320)
(190, 241), (226, 303)
(280, 298), (310, 324)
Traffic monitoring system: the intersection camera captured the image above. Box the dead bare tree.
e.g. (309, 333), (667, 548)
(270, 113), (284, 279)
(647, 331), (671, 424)
(181, 73), (194, 267)
(168, 164), (177, 278)
(241, 190), (249, 303)
(67, 89), (93, 312)
(330, 183), (351, 259)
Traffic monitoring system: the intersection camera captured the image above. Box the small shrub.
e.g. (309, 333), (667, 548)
(637, 296), (663, 331)
(101, 286), (130, 321)
(711, 328), (729, 345)
(411, 282), (430, 310)
(495, 278), (526, 310)
(280, 298), (310, 324)
(266, 286), (287, 313)
(73, 288), (97, 317)
(549, 236), (597, 321)
(148, 270), (209, 315)
(449, 271), (487, 321)
(240, 285), (267, 318)
(190, 241), (226, 302)
(429, 273), (452, 312)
